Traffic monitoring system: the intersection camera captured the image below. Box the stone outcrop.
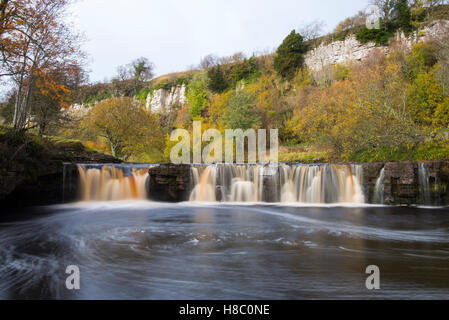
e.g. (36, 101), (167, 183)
(147, 164), (191, 202)
(305, 20), (449, 71)
(361, 161), (449, 206)
(0, 140), (120, 207)
(145, 84), (186, 113)
(147, 162), (449, 206)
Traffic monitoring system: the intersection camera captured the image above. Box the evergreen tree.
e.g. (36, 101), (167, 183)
(391, 0), (412, 34)
(274, 30), (307, 80)
(207, 65), (228, 93)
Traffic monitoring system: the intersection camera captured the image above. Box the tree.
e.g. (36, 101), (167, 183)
(274, 30), (307, 80)
(186, 71), (209, 117)
(199, 54), (219, 70)
(116, 57), (154, 95)
(391, 0), (412, 33)
(31, 64), (86, 136)
(207, 65), (228, 93)
(224, 92), (261, 130)
(298, 20), (325, 48)
(334, 11), (367, 34)
(408, 70), (444, 125)
(0, 0), (85, 130)
(292, 55), (422, 160)
(81, 97), (164, 160)
(371, 0), (396, 24)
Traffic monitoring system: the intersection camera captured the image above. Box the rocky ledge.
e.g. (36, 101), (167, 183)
(362, 161), (449, 206)
(0, 137), (120, 207)
(147, 164), (191, 202)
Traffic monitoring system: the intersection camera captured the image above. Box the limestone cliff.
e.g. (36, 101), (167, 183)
(145, 84), (186, 113)
(305, 20), (449, 71)
(66, 20), (449, 115)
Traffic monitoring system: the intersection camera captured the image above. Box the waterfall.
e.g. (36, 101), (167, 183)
(374, 167), (386, 204)
(189, 164), (267, 202)
(418, 163), (431, 205)
(76, 164), (153, 201)
(189, 164), (365, 204)
(279, 164), (365, 204)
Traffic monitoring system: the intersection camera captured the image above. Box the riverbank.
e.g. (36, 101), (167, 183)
(0, 129), (120, 207)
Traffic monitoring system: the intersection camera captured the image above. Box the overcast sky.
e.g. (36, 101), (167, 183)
(69, 0), (370, 83)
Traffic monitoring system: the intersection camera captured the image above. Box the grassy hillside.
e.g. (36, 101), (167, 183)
(3, 2), (448, 164)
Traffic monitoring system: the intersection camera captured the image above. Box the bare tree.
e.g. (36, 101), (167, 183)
(298, 20), (326, 48)
(199, 54), (219, 70)
(116, 57), (155, 95)
(298, 20), (326, 41)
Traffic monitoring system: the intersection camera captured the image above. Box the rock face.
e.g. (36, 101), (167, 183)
(146, 84), (186, 113)
(147, 162), (449, 206)
(147, 164), (191, 202)
(0, 141), (120, 208)
(361, 161), (449, 206)
(305, 20), (449, 71)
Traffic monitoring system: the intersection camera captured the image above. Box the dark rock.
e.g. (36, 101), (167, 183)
(0, 144), (121, 208)
(361, 161), (449, 206)
(147, 164), (191, 202)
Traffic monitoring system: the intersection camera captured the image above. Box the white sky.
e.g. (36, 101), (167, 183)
(69, 0), (370, 83)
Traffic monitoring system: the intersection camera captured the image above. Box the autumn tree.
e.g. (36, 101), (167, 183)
(0, 0), (85, 130)
(224, 92), (261, 130)
(81, 97), (164, 161)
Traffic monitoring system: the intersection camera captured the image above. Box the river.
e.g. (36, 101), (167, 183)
(1, 202), (448, 299)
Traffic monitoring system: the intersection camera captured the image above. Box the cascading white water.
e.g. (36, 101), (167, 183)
(279, 164), (365, 204)
(418, 163), (431, 205)
(77, 164), (151, 201)
(374, 167), (386, 204)
(189, 164), (267, 202)
(189, 164), (365, 204)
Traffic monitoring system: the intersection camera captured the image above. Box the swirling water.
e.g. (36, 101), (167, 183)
(1, 202), (449, 300)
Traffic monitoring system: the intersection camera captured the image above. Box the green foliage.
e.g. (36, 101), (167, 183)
(434, 98), (449, 128)
(186, 71), (209, 117)
(152, 77), (188, 91)
(0, 128), (49, 161)
(224, 92), (261, 130)
(225, 57), (260, 88)
(0, 94), (15, 124)
(207, 65), (228, 93)
(391, 0), (412, 34)
(405, 43), (438, 80)
(408, 70), (444, 126)
(136, 88), (151, 104)
(352, 141), (449, 162)
(356, 27), (390, 46)
(279, 151), (328, 163)
(83, 91), (112, 106)
(274, 30), (307, 80)
(80, 97), (164, 161)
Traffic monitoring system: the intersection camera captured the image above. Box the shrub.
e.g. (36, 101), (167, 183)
(356, 27), (390, 46)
